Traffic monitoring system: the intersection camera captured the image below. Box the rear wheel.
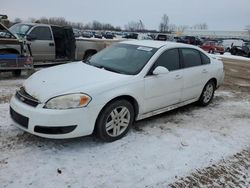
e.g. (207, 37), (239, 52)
(96, 100), (134, 142)
(198, 81), (215, 106)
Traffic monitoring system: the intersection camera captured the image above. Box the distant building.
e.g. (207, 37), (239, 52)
(181, 30), (250, 40)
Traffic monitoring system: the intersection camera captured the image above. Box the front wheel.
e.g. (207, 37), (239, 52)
(96, 100), (134, 142)
(198, 81), (215, 106)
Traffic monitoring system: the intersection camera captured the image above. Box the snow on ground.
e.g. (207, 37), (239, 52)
(215, 52), (250, 62)
(0, 79), (24, 103)
(0, 89), (250, 188)
(169, 149), (250, 187)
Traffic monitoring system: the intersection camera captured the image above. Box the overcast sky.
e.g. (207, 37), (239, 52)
(1, 0), (250, 31)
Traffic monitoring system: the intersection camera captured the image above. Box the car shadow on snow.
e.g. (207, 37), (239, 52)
(133, 95), (225, 133)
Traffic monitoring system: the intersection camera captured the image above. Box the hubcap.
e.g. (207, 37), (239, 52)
(203, 84), (214, 103)
(105, 106), (131, 137)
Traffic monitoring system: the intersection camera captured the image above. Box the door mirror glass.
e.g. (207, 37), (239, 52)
(26, 33), (37, 41)
(153, 66), (169, 75)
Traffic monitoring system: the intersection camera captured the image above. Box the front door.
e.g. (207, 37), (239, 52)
(143, 48), (183, 113)
(28, 26), (55, 61)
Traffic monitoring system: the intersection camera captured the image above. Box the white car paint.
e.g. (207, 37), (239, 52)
(10, 40), (224, 139)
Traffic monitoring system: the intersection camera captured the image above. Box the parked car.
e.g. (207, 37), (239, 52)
(177, 36), (202, 45)
(82, 31), (93, 38)
(94, 32), (103, 39)
(154, 34), (168, 41)
(200, 41), (224, 54)
(122, 33), (152, 40)
(103, 32), (114, 39)
(230, 42), (250, 57)
(221, 39), (244, 52)
(73, 28), (82, 38)
(10, 40), (224, 142)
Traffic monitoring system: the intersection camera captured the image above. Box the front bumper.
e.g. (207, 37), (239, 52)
(10, 95), (100, 139)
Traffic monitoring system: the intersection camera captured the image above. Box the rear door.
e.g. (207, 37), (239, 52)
(143, 48), (183, 112)
(28, 26), (55, 61)
(180, 48), (211, 101)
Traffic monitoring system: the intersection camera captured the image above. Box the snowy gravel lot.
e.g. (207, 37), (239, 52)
(0, 57), (250, 188)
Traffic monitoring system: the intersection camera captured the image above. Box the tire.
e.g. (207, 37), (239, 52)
(231, 48), (237, 55)
(198, 80), (215, 106)
(12, 70), (21, 77)
(96, 99), (134, 142)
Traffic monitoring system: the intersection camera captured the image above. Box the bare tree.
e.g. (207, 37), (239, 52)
(28, 17), (37, 23)
(246, 25), (250, 38)
(192, 23), (208, 30)
(159, 14), (169, 33)
(114, 26), (122, 31)
(38, 17), (49, 24)
(92, 20), (103, 30)
(169, 24), (177, 32)
(177, 25), (189, 33)
(11, 16), (121, 31)
(14, 17), (22, 23)
(124, 21), (141, 32)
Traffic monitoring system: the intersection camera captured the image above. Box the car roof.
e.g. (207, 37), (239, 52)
(121, 40), (197, 49)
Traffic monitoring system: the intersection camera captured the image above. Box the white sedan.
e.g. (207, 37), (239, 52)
(10, 40), (224, 142)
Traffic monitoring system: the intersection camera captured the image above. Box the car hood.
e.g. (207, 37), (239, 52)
(23, 62), (130, 102)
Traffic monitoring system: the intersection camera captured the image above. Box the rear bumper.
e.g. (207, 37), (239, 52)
(10, 95), (101, 139)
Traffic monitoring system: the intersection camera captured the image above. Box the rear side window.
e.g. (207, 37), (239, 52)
(200, 52), (211, 65)
(181, 48), (202, 68)
(29, 26), (52, 40)
(153, 49), (180, 71)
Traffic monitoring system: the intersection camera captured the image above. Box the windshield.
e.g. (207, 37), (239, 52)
(9, 24), (32, 38)
(87, 43), (158, 75)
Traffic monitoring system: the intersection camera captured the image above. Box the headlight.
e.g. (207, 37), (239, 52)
(44, 93), (91, 109)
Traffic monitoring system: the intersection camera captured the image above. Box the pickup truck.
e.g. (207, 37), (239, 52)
(0, 23), (122, 65)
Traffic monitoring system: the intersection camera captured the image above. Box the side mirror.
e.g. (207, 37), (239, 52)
(152, 66), (169, 75)
(26, 33), (37, 41)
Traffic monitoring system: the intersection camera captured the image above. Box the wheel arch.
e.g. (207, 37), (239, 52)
(93, 95), (139, 133)
(209, 77), (217, 88)
(83, 49), (97, 60)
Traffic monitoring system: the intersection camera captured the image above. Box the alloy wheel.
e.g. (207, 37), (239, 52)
(105, 106), (131, 137)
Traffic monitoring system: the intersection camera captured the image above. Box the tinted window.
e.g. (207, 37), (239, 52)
(153, 49), (180, 71)
(181, 48), (202, 68)
(200, 52), (210, 65)
(30, 27), (52, 40)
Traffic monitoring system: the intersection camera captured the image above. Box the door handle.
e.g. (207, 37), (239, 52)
(175, 74), (182, 80)
(49, 43), (54, 46)
(202, 69), (208, 73)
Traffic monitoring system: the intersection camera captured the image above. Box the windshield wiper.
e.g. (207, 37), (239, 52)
(84, 60), (104, 69)
(84, 61), (125, 74)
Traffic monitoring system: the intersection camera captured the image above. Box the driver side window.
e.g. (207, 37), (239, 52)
(29, 26), (52, 40)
